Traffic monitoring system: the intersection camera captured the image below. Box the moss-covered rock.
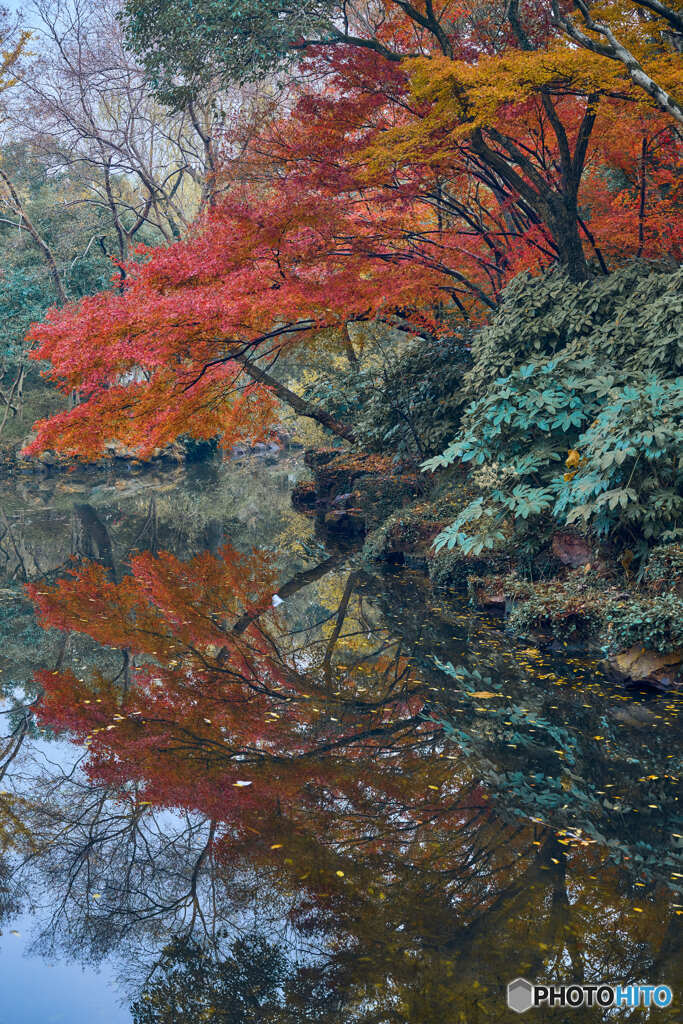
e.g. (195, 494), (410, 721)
(644, 543), (683, 596)
(469, 567), (683, 687)
(363, 504), (445, 568)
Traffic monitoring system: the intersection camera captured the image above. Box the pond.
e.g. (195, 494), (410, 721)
(0, 454), (680, 1023)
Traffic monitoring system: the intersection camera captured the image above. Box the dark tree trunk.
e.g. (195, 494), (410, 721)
(234, 354), (357, 443)
(550, 201), (591, 282)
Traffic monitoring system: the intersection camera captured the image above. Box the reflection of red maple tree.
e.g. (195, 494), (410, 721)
(30, 547), (478, 861)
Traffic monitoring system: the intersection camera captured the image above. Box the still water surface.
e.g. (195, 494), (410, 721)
(0, 455), (680, 1022)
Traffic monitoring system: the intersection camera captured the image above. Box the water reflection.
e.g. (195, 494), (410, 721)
(0, 458), (681, 1021)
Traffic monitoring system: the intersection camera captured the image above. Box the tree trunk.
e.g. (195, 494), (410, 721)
(551, 202), (591, 282)
(234, 354), (357, 443)
(470, 129), (591, 282)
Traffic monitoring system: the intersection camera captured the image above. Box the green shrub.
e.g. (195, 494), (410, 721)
(466, 262), (682, 398)
(603, 593), (683, 654)
(355, 333), (471, 459)
(504, 571), (611, 643)
(555, 377), (682, 551)
(363, 486), (475, 564)
(425, 266), (683, 560)
(302, 331), (471, 460)
(424, 351), (609, 556)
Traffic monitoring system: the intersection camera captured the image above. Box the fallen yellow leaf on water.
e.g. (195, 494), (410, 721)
(270, 844), (283, 850)
(336, 871), (345, 877)
(469, 691), (500, 699)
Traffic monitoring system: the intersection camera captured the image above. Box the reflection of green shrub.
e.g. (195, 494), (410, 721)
(131, 934), (288, 1024)
(431, 661), (679, 885)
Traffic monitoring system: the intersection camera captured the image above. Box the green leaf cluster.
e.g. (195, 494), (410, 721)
(302, 330), (471, 460)
(354, 333), (471, 460)
(555, 377), (682, 548)
(466, 262), (682, 398)
(122, 0), (336, 105)
(643, 543), (683, 594)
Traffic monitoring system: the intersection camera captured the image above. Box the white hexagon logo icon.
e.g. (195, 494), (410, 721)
(507, 978), (534, 1014)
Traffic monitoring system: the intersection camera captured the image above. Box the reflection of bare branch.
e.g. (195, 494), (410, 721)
(322, 570), (361, 688)
(0, 718), (28, 784)
(229, 552), (345, 639)
(0, 507), (37, 579)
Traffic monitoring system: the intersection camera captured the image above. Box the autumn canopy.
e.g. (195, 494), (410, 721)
(22, 1), (682, 458)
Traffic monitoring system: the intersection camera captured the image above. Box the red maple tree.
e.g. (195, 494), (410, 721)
(23, 1), (681, 458)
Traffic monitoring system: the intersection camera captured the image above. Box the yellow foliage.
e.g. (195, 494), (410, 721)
(0, 28), (29, 96)
(363, 35), (678, 172)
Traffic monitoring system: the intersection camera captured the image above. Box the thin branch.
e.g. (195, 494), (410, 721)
(0, 169), (67, 304)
